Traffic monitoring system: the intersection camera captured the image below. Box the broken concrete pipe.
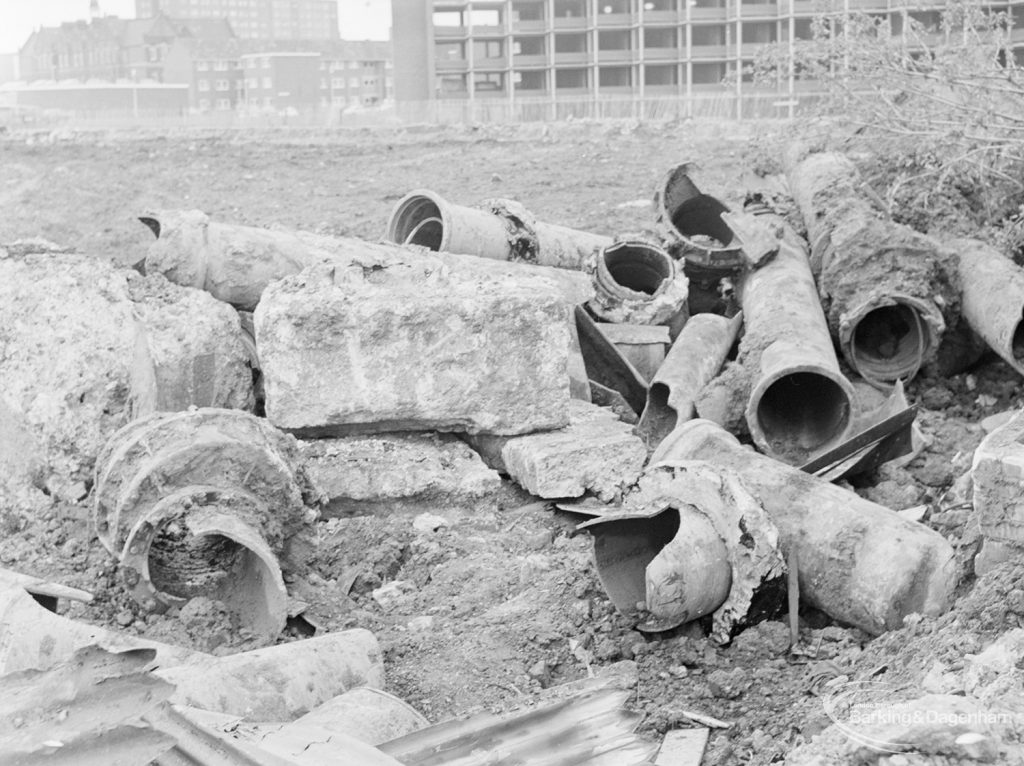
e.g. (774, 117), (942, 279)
(588, 240), (689, 333)
(140, 209), (338, 311)
(0, 585), (203, 675)
(785, 151), (958, 386)
(385, 189), (612, 271)
(741, 211), (856, 465)
(650, 420), (958, 635)
(654, 163), (744, 315)
(158, 629), (385, 721)
(580, 461), (784, 642)
(955, 237), (1024, 377)
(278, 687), (429, 746)
(637, 312), (743, 449)
(93, 408), (318, 642)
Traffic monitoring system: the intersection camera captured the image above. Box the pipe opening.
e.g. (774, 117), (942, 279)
(589, 508), (681, 619)
(139, 216), (161, 238)
(1013, 313), (1024, 364)
(756, 372), (851, 459)
(661, 167), (734, 245)
(387, 195), (446, 251)
(671, 194), (734, 246)
(851, 303), (929, 380)
(641, 382), (676, 446)
(149, 520), (245, 601)
(603, 243), (673, 295)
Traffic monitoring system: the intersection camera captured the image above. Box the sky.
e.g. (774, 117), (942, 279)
(0, 0), (390, 55)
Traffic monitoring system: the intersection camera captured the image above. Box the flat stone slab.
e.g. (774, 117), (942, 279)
(256, 256), (574, 436)
(301, 432), (501, 516)
(465, 400), (646, 501)
(972, 408), (1024, 546)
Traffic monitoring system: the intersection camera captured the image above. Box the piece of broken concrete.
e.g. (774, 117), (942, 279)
(256, 257), (575, 436)
(971, 409), (1024, 574)
(300, 433), (501, 517)
(0, 249), (254, 499)
(464, 400), (646, 501)
(157, 628), (385, 721)
(127, 272), (254, 417)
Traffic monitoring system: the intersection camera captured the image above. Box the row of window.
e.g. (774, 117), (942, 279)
(204, 76), (385, 90)
(437, 60), (738, 91)
(438, 23), (792, 56)
(196, 60), (234, 71)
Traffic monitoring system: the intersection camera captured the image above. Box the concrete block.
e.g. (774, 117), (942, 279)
(972, 409), (1024, 545)
(0, 250), (258, 494)
(0, 251), (137, 487)
(465, 400), (646, 501)
(300, 432), (501, 516)
(255, 258), (574, 435)
(127, 273), (254, 416)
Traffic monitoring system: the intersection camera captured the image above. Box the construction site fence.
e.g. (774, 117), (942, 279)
(0, 91), (826, 132)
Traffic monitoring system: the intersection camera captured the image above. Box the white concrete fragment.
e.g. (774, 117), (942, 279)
(971, 409), (1024, 567)
(300, 433), (501, 516)
(256, 258), (574, 435)
(128, 273), (254, 416)
(465, 400), (646, 501)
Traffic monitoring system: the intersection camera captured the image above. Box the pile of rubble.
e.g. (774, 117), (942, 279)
(3, 144), (1024, 765)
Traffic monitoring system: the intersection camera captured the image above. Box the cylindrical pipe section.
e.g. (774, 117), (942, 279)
(582, 506), (731, 631)
(118, 492), (288, 642)
(0, 587), (204, 675)
(386, 190), (613, 272)
(532, 220), (615, 272)
(588, 241), (689, 328)
(157, 628), (385, 721)
(93, 408), (314, 642)
(385, 189), (513, 261)
(284, 688), (429, 746)
(742, 214), (855, 465)
(638, 312), (742, 449)
(651, 420), (958, 635)
(785, 151), (957, 387)
(644, 506), (732, 630)
(954, 237), (1024, 376)
(654, 163), (744, 270)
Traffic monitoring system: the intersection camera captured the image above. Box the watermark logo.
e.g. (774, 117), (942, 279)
(821, 679), (1013, 754)
(821, 679), (913, 753)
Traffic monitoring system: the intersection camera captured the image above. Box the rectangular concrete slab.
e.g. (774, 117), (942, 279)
(300, 432), (502, 516)
(465, 400), (646, 501)
(256, 256), (574, 435)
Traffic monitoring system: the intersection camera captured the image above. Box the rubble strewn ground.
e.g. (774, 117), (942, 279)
(4, 121), (1024, 764)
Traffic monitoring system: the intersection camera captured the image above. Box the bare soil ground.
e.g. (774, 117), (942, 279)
(2, 121), (1022, 764)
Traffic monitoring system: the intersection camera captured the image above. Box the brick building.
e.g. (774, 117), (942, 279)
(135, 0), (340, 40)
(19, 14), (233, 83)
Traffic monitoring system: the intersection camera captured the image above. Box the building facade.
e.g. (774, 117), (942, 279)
(391, 0), (1021, 109)
(18, 16), (389, 113)
(135, 0), (340, 40)
(19, 15), (233, 83)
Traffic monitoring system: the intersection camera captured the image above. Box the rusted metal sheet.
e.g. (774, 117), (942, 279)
(574, 307), (648, 415)
(378, 687), (657, 766)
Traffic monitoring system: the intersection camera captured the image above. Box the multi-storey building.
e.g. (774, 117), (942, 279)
(391, 0), (1020, 112)
(135, 0), (340, 40)
(238, 41), (391, 110)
